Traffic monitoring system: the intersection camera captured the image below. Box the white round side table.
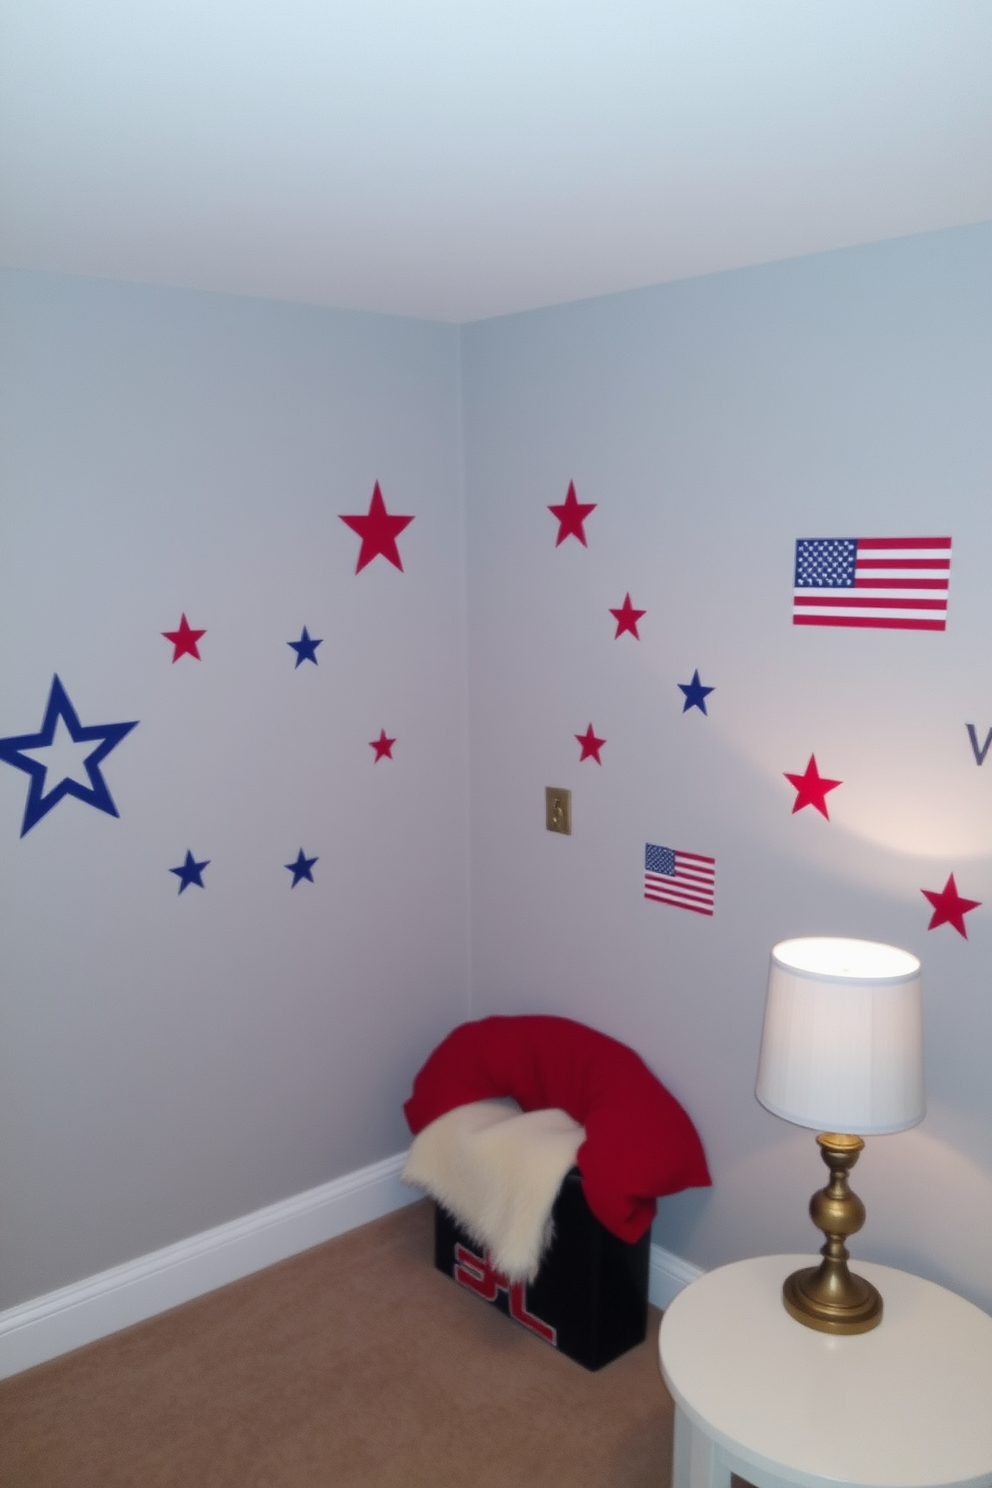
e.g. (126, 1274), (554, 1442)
(658, 1254), (992, 1488)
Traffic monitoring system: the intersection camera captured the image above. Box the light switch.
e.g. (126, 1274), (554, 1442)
(545, 787), (572, 835)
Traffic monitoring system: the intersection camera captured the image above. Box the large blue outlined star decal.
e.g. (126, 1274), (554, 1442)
(286, 849), (318, 886)
(0, 676), (138, 837)
(288, 627), (323, 668)
(170, 850), (210, 894)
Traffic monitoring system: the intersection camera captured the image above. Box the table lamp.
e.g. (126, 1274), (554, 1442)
(755, 937), (924, 1334)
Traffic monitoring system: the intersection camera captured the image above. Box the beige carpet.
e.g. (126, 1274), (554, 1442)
(0, 1200), (685, 1487)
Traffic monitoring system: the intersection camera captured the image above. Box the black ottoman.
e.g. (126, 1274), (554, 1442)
(433, 1166), (650, 1370)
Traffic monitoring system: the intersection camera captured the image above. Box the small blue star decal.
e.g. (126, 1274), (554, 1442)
(286, 848), (318, 886)
(170, 850), (210, 894)
(678, 670), (715, 715)
(288, 626), (323, 668)
(0, 675), (138, 837)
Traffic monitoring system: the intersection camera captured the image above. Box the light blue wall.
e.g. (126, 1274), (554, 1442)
(3, 222), (991, 1319)
(0, 270), (470, 1308)
(462, 222), (992, 1310)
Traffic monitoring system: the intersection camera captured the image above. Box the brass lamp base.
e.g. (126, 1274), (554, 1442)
(783, 1132), (883, 1335)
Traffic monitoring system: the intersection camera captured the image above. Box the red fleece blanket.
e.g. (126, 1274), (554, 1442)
(404, 1015), (710, 1244)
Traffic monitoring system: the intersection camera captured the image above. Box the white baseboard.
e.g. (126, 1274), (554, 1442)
(0, 1156), (701, 1380)
(0, 1153), (418, 1380)
(649, 1243), (704, 1311)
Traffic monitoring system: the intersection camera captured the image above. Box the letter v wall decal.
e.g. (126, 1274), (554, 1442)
(966, 724), (992, 765)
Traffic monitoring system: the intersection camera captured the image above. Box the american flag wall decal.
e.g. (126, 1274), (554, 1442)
(644, 844), (716, 917)
(792, 537), (951, 631)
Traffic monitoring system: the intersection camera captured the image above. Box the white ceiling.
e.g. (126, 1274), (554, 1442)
(1, 1), (990, 323)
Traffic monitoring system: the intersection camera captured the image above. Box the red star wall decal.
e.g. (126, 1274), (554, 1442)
(370, 729), (396, 761)
(549, 481), (596, 547)
(784, 754), (842, 818)
(921, 874), (981, 938)
(576, 724), (606, 764)
(609, 593), (646, 639)
(340, 482), (414, 573)
(162, 613), (206, 662)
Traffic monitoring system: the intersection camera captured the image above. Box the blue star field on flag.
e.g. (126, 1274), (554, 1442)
(170, 850), (210, 894)
(288, 626), (323, 667)
(286, 849), (318, 886)
(678, 670), (714, 715)
(0, 675), (138, 837)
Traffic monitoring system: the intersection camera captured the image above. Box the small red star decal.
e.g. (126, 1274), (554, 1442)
(609, 593), (645, 639)
(162, 613), (206, 662)
(370, 729), (396, 762)
(340, 482), (414, 573)
(921, 874), (981, 938)
(784, 754), (842, 819)
(576, 724), (606, 764)
(549, 481), (596, 547)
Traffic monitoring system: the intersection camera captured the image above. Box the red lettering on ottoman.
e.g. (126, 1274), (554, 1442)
(453, 1241), (502, 1301)
(453, 1242), (558, 1345)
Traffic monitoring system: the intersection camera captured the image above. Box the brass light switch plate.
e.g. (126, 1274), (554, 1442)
(545, 787), (572, 835)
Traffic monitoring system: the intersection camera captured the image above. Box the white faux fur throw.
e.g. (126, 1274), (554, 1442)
(402, 1101), (585, 1283)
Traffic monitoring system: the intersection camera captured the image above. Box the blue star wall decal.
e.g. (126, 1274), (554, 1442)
(0, 675), (138, 837)
(678, 669), (715, 715)
(286, 849), (318, 886)
(170, 851), (210, 894)
(288, 626), (323, 667)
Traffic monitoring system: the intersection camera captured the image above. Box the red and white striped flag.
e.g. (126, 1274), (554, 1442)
(644, 844), (715, 917)
(793, 537), (951, 631)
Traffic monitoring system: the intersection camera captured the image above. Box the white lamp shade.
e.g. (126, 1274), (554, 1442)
(756, 937), (925, 1135)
